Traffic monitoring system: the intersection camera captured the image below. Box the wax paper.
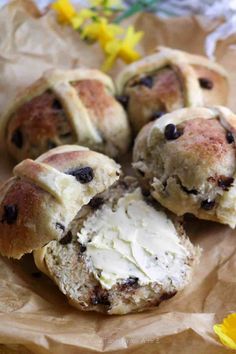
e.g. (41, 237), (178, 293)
(0, 1), (236, 353)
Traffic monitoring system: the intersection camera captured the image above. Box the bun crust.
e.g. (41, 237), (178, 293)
(0, 145), (120, 258)
(133, 106), (236, 228)
(34, 178), (200, 315)
(2, 68), (131, 161)
(116, 47), (228, 134)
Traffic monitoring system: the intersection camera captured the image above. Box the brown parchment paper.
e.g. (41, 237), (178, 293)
(0, 1), (236, 353)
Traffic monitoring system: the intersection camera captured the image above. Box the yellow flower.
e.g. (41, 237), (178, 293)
(90, 0), (122, 9)
(70, 9), (96, 30)
(90, 0), (123, 16)
(214, 313), (236, 350)
(82, 18), (123, 47)
(52, 0), (76, 24)
(102, 26), (143, 71)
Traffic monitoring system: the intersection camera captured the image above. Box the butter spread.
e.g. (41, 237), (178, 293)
(77, 188), (190, 290)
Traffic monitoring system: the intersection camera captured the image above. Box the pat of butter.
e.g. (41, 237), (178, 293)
(77, 188), (190, 290)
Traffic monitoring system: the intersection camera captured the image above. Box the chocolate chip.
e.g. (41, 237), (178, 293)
(47, 140), (57, 149)
(59, 132), (72, 139)
(226, 131), (234, 144)
(125, 276), (139, 286)
(119, 276), (139, 291)
(141, 189), (150, 197)
(55, 222), (65, 232)
(52, 99), (63, 110)
(139, 75), (153, 88)
(207, 176), (216, 183)
(67, 167), (94, 184)
(181, 185), (198, 195)
(150, 111), (165, 121)
(119, 180), (129, 189)
(162, 180), (167, 188)
(90, 297), (99, 306)
(164, 124), (182, 140)
(160, 291), (177, 301)
(115, 95), (129, 110)
(59, 231), (72, 245)
(137, 169), (145, 177)
(11, 129), (23, 148)
(2, 205), (18, 224)
(201, 199), (215, 210)
(79, 243), (86, 253)
(218, 176), (234, 191)
(89, 197), (104, 209)
(31, 272), (42, 278)
(91, 286), (110, 306)
(198, 77), (213, 90)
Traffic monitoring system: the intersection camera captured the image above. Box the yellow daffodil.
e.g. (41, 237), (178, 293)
(118, 26), (143, 62)
(90, 0), (123, 10)
(52, 0), (76, 24)
(70, 9), (96, 30)
(82, 18), (123, 47)
(102, 26), (143, 71)
(214, 313), (236, 349)
(52, 0), (142, 72)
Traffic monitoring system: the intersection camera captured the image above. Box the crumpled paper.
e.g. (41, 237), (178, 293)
(0, 1), (236, 353)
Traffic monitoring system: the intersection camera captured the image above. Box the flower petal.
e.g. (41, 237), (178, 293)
(52, 0), (76, 24)
(214, 313), (236, 350)
(214, 323), (236, 350)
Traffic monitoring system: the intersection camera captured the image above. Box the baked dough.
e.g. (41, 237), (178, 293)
(0, 146), (199, 314)
(133, 106), (236, 228)
(2, 68), (131, 161)
(116, 47), (229, 134)
(0, 145), (120, 258)
(34, 178), (199, 315)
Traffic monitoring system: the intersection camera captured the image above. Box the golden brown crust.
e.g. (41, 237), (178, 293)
(0, 145), (120, 259)
(177, 118), (231, 163)
(125, 67), (184, 134)
(0, 179), (55, 258)
(117, 47), (229, 134)
(193, 65), (228, 107)
(73, 80), (113, 120)
(133, 106), (236, 228)
(6, 90), (75, 160)
(2, 68), (131, 161)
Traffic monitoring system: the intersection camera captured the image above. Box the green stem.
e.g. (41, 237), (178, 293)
(113, 0), (160, 23)
(91, 6), (124, 13)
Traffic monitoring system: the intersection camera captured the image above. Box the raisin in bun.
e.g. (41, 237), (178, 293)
(2, 68), (131, 162)
(0, 145), (120, 259)
(116, 46), (228, 135)
(133, 106), (236, 228)
(34, 177), (199, 315)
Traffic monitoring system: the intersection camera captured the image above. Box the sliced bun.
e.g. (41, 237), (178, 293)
(34, 178), (200, 315)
